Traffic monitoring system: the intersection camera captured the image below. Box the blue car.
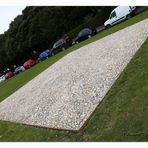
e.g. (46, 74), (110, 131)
(74, 28), (97, 43)
(38, 50), (52, 62)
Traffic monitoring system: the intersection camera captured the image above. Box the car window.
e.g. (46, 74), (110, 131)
(110, 11), (116, 19)
(78, 31), (83, 37)
(78, 28), (91, 37)
(53, 40), (63, 48)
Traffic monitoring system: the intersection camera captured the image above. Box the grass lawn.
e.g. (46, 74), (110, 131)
(0, 10), (147, 141)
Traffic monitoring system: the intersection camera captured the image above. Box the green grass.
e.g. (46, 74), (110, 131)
(0, 10), (148, 141)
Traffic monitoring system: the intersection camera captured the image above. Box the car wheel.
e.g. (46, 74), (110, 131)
(106, 24), (111, 29)
(76, 41), (79, 44)
(62, 47), (65, 51)
(88, 35), (91, 38)
(126, 14), (131, 20)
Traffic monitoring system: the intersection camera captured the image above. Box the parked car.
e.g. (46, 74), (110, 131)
(51, 36), (73, 55)
(44, 49), (52, 56)
(104, 6), (136, 28)
(74, 28), (97, 43)
(0, 75), (5, 83)
(5, 71), (14, 80)
(37, 50), (52, 62)
(14, 66), (25, 75)
(23, 59), (37, 69)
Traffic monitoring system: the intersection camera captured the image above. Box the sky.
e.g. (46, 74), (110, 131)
(0, 6), (26, 34)
(0, 0), (146, 34)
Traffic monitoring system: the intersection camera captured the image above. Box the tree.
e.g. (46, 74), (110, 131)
(0, 6), (115, 71)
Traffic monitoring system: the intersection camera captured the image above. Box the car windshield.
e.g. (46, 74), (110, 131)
(45, 50), (50, 54)
(78, 28), (91, 37)
(40, 52), (48, 56)
(53, 39), (64, 48)
(109, 11), (116, 19)
(15, 67), (19, 70)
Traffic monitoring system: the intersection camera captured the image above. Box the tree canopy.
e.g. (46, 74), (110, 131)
(0, 6), (114, 72)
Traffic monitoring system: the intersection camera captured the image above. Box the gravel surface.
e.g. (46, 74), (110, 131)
(0, 19), (147, 131)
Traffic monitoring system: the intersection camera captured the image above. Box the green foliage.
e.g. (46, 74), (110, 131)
(0, 6), (114, 71)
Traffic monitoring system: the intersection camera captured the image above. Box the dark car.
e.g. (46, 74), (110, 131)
(23, 59), (37, 69)
(37, 50), (52, 62)
(5, 71), (14, 80)
(51, 36), (72, 55)
(14, 66), (25, 75)
(74, 28), (97, 43)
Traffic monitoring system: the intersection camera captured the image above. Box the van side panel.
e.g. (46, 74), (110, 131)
(112, 6), (131, 25)
(116, 6), (130, 18)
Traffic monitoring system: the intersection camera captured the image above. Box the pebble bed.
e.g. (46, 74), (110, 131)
(0, 19), (147, 131)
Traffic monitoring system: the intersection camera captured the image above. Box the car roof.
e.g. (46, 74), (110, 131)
(78, 28), (91, 36)
(15, 66), (21, 69)
(53, 39), (64, 48)
(55, 39), (64, 44)
(81, 28), (91, 31)
(24, 59), (32, 64)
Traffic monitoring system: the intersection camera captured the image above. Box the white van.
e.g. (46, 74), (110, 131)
(104, 6), (136, 28)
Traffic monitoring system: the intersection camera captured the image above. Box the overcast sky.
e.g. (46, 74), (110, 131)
(0, 6), (26, 34)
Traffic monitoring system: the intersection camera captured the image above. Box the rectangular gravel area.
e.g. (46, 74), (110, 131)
(0, 19), (147, 131)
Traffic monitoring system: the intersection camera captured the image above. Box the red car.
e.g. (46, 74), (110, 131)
(5, 71), (14, 80)
(23, 59), (37, 69)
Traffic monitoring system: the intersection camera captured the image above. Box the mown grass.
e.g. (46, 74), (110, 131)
(0, 10), (147, 141)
